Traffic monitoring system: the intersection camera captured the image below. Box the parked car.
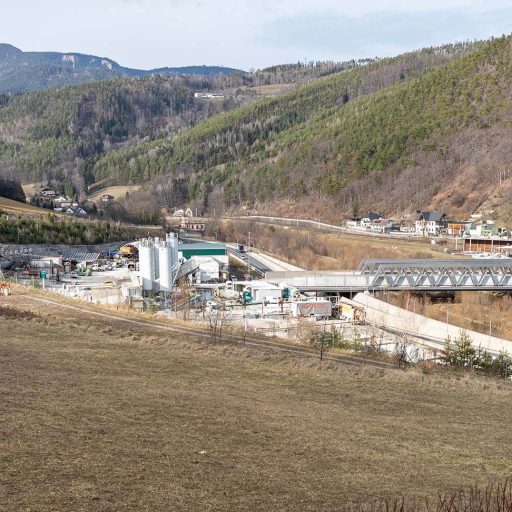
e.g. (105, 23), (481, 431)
(70, 271), (78, 279)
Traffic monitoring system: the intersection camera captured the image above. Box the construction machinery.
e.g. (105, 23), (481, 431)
(119, 243), (139, 259)
(336, 302), (366, 324)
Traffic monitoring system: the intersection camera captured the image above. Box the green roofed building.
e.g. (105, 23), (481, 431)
(178, 242), (227, 260)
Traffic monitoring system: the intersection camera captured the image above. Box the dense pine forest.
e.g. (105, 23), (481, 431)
(2, 37), (512, 222)
(0, 58), (373, 195)
(93, 39), (502, 219)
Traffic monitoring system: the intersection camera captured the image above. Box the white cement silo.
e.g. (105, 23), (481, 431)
(159, 243), (172, 293)
(153, 237), (160, 287)
(159, 234), (179, 293)
(139, 239), (155, 292)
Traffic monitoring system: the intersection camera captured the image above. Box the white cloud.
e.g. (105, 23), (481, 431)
(0, 0), (510, 69)
(261, 6), (512, 62)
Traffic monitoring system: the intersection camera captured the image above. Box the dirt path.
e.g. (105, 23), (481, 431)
(6, 288), (394, 369)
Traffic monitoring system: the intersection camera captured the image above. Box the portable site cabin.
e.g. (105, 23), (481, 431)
(292, 299), (332, 318)
(232, 280), (282, 302)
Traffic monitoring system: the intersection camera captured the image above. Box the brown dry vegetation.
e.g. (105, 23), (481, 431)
(87, 185), (142, 203)
(388, 291), (512, 342)
(208, 219), (450, 270)
(252, 83), (298, 97)
(0, 196), (58, 216)
(2, 290), (512, 510)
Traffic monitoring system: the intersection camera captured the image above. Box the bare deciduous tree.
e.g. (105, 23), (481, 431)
(395, 333), (411, 370)
(206, 308), (230, 344)
(307, 329), (335, 362)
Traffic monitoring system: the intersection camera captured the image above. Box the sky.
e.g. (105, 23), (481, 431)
(2, 0), (511, 70)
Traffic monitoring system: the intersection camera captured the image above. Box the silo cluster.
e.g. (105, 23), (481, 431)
(139, 234), (179, 294)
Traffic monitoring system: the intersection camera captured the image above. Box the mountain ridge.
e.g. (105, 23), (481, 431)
(0, 43), (243, 93)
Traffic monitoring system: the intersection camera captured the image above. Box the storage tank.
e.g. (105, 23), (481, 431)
(139, 239), (155, 292)
(167, 233), (178, 264)
(159, 234), (179, 292)
(159, 243), (173, 293)
(153, 237), (160, 286)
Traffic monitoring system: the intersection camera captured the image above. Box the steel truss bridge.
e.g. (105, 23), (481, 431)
(266, 259), (512, 293)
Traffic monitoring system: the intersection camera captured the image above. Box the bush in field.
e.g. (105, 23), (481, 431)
(443, 330), (512, 378)
(351, 478), (512, 511)
(442, 330), (475, 367)
(307, 329), (333, 361)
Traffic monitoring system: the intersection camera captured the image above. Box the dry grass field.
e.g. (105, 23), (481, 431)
(20, 183), (39, 199)
(88, 185), (141, 203)
(211, 219), (453, 270)
(2, 289), (512, 510)
(0, 196), (56, 216)
(252, 83), (298, 97)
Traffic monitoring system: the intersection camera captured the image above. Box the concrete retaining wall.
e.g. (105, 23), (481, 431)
(348, 292), (512, 356)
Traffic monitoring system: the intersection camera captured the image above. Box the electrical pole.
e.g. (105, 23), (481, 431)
(248, 231), (251, 280)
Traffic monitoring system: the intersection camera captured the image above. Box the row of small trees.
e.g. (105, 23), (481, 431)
(442, 331), (512, 379)
(303, 321), (512, 379)
(181, 294), (511, 379)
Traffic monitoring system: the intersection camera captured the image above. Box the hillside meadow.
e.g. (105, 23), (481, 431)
(2, 289), (512, 510)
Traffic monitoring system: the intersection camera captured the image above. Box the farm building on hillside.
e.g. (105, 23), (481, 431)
(101, 194), (115, 204)
(66, 207), (87, 216)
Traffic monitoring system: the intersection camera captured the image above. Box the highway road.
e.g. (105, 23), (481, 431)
(227, 247), (272, 276)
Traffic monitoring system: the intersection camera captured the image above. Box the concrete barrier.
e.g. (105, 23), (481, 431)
(347, 292), (512, 356)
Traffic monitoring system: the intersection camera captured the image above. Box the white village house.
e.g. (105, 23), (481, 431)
(66, 206), (87, 216)
(360, 212), (382, 228)
(415, 211), (447, 236)
(173, 207), (193, 217)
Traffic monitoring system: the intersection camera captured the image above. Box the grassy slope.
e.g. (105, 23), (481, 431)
(87, 185), (141, 202)
(0, 196), (56, 215)
(2, 292), (512, 511)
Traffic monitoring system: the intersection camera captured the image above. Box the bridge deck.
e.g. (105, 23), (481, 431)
(266, 259), (512, 292)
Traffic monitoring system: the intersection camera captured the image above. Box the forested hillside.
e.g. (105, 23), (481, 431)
(0, 56), (392, 197)
(3, 37), (510, 223)
(92, 40), (502, 219)
(0, 74), (249, 195)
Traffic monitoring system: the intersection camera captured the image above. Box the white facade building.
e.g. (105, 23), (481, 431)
(415, 211), (447, 236)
